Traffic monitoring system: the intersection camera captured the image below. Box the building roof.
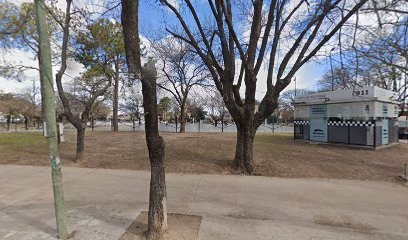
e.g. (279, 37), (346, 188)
(294, 86), (399, 105)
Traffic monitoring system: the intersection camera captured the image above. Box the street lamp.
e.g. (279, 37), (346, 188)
(329, 47), (336, 91)
(293, 76), (297, 97)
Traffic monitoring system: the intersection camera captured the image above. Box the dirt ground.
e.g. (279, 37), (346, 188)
(119, 211), (201, 240)
(0, 131), (407, 181)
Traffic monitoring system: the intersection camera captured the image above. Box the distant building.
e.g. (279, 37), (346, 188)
(0, 112), (6, 123)
(293, 86), (399, 148)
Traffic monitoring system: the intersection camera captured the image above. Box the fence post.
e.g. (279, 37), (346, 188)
(175, 115), (178, 133)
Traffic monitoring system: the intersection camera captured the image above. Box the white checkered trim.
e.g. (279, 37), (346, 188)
(294, 120), (310, 125)
(328, 121), (374, 127)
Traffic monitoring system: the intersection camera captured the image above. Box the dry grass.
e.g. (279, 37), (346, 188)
(0, 130), (407, 181)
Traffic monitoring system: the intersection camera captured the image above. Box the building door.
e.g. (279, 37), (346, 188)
(310, 105), (328, 142)
(382, 104), (389, 145)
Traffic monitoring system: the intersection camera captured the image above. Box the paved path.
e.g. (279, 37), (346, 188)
(0, 165), (407, 240)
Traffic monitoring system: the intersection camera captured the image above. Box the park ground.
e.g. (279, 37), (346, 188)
(1, 131), (407, 240)
(1, 165), (407, 240)
(0, 131), (407, 181)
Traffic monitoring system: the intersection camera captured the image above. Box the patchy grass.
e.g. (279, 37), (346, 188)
(0, 130), (407, 181)
(0, 132), (74, 166)
(0, 132), (45, 146)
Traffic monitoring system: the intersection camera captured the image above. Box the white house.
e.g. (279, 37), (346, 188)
(293, 86), (399, 147)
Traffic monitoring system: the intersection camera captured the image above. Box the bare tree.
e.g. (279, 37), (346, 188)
(332, 0), (408, 115)
(278, 88), (313, 124)
(63, 70), (111, 154)
(317, 67), (356, 91)
(121, 0), (168, 239)
(152, 37), (210, 132)
(0, 92), (35, 130)
(356, 20), (407, 113)
(280, 89), (314, 110)
(21, 82), (42, 128)
(120, 87), (143, 127)
(160, 0), (368, 174)
(51, 0), (112, 162)
(204, 90), (224, 127)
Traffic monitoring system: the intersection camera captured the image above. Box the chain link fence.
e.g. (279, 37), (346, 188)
(0, 120), (294, 134)
(63, 120), (294, 133)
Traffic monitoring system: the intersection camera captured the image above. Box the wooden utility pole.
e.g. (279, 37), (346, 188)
(34, 0), (69, 238)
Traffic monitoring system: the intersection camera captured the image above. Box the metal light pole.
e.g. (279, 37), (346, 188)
(34, 0), (69, 238)
(294, 76), (297, 97)
(329, 47), (335, 91)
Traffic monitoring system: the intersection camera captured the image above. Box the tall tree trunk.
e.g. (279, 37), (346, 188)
(75, 125), (85, 162)
(234, 124), (244, 170)
(24, 116), (28, 131)
(146, 136), (167, 240)
(91, 115), (94, 131)
(112, 61), (120, 132)
(233, 70), (257, 175)
(233, 72), (257, 175)
(234, 122), (256, 175)
(121, 1), (168, 238)
(179, 103), (186, 133)
(142, 61), (168, 239)
(242, 125), (256, 174)
(6, 114), (10, 131)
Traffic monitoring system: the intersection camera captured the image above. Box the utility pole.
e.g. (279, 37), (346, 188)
(330, 47), (335, 91)
(34, 0), (69, 239)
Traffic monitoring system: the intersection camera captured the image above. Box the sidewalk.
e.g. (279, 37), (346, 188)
(0, 165), (407, 240)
